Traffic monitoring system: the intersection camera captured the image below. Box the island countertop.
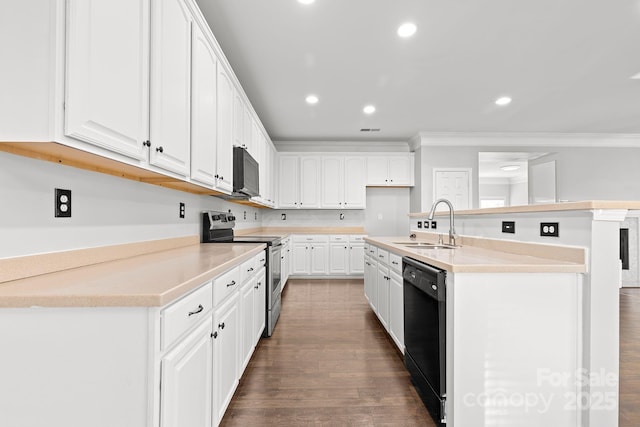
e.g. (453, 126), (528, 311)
(365, 236), (586, 273)
(0, 243), (265, 308)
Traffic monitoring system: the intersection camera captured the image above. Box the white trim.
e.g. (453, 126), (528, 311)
(415, 132), (640, 148)
(433, 167), (473, 210)
(273, 140), (411, 152)
(592, 209), (629, 222)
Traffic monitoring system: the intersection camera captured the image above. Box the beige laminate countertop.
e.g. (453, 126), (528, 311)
(365, 236), (586, 273)
(235, 227), (366, 237)
(410, 200), (640, 217)
(0, 243), (265, 308)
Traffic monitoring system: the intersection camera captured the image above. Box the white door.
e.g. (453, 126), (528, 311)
(367, 259), (378, 311)
(239, 279), (254, 373)
(215, 66), (234, 193)
(348, 244), (365, 275)
(160, 319), (213, 427)
(278, 156), (299, 208)
(321, 157), (344, 209)
(190, 23), (216, 187)
(389, 271), (404, 353)
(65, 0), (149, 161)
(329, 243), (347, 274)
(149, 0), (191, 176)
(376, 264), (390, 330)
(214, 294), (239, 423)
(434, 169), (471, 210)
(310, 243), (328, 275)
(366, 157), (388, 186)
(254, 268), (266, 342)
(344, 157), (366, 208)
(232, 91), (244, 149)
(291, 243), (309, 275)
(300, 157), (321, 208)
(388, 156), (411, 186)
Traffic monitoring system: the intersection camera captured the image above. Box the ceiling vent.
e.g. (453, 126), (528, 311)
(360, 128), (381, 132)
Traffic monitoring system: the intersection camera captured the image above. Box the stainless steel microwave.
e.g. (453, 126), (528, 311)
(232, 146), (259, 198)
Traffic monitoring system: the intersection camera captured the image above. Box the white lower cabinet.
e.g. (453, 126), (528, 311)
(364, 243), (404, 353)
(213, 292), (239, 423)
(160, 318), (213, 427)
(239, 277), (255, 373)
(290, 235), (365, 278)
(329, 242), (348, 274)
(253, 267), (266, 343)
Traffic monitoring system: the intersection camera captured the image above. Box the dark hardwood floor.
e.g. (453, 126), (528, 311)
(221, 280), (640, 426)
(620, 288), (640, 427)
(220, 279), (434, 426)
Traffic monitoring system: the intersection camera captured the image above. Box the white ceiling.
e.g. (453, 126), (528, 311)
(196, 0), (640, 142)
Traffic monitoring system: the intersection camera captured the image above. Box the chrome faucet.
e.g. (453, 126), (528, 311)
(428, 198), (457, 246)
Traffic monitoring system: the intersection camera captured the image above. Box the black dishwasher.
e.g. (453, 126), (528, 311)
(403, 256), (447, 425)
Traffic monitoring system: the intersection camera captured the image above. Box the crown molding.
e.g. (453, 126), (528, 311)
(273, 140), (411, 152)
(414, 132), (640, 148)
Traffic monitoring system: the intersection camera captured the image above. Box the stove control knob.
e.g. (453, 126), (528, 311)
(227, 215), (236, 221)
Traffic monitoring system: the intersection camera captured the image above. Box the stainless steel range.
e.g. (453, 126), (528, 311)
(201, 211), (282, 337)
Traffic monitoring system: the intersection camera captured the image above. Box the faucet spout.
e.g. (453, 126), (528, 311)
(428, 198), (457, 246)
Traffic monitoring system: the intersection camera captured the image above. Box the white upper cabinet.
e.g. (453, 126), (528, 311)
(189, 22), (217, 187)
(278, 155), (300, 208)
(149, 0), (192, 176)
(65, 0), (150, 161)
(344, 157), (366, 208)
(321, 157), (344, 209)
(278, 155), (320, 209)
(366, 154), (414, 187)
(299, 156), (321, 208)
(215, 65), (234, 193)
(232, 91), (245, 150)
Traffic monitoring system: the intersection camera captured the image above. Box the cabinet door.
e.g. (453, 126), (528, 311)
(149, 0), (191, 176)
(160, 319), (213, 427)
(310, 243), (328, 275)
(344, 157), (366, 208)
(65, 0), (149, 161)
(239, 279), (254, 374)
(388, 156), (411, 186)
(215, 66), (234, 193)
(366, 157), (388, 186)
(282, 245), (290, 289)
(376, 264), (390, 330)
(348, 244), (365, 275)
(367, 259), (378, 311)
(300, 156), (320, 208)
(232, 91), (245, 149)
(329, 243), (347, 274)
(389, 271), (404, 353)
(190, 23), (216, 187)
(291, 243), (309, 275)
(254, 268), (266, 343)
(214, 293), (239, 422)
(321, 157), (344, 209)
(269, 143), (277, 206)
(255, 131), (266, 203)
(278, 156), (299, 208)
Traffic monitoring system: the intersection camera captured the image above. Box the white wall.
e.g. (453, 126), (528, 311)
(365, 187), (410, 237)
(261, 209), (364, 229)
(414, 142), (640, 212)
(0, 152), (262, 258)
(509, 179), (528, 206)
(478, 178), (510, 206)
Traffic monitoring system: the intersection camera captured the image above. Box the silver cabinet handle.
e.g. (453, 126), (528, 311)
(226, 280), (236, 288)
(188, 304), (204, 316)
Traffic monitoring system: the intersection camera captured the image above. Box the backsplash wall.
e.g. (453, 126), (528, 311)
(261, 209), (365, 228)
(0, 151), (262, 259)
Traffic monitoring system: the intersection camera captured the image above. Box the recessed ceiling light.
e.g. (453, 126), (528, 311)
(397, 22), (417, 38)
(495, 96), (512, 106)
(363, 105), (376, 114)
(298, 0), (315, 4)
(305, 95), (319, 104)
(631, 72), (640, 80)
(500, 165), (520, 171)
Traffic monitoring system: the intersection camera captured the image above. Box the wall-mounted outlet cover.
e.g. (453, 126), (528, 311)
(281, 213), (286, 221)
(179, 202), (185, 219)
(502, 221), (515, 233)
(540, 222), (559, 237)
(417, 221), (423, 229)
(424, 221), (430, 229)
(431, 221), (437, 229)
(55, 188), (72, 218)
(339, 213), (345, 220)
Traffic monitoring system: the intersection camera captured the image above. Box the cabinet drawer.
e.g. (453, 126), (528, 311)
(389, 253), (402, 273)
(376, 248), (389, 265)
(292, 235), (329, 243)
(367, 245), (377, 258)
(329, 234), (348, 242)
(161, 281), (213, 350)
(213, 266), (241, 306)
(350, 235), (366, 242)
(240, 256), (258, 283)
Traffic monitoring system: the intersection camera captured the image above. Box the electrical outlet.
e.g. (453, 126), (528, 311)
(424, 221), (430, 229)
(254, 212), (257, 220)
(243, 211), (247, 220)
(540, 222), (559, 237)
(502, 221), (515, 233)
(431, 221), (437, 229)
(417, 221), (422, 229)
(339, 213), (345, 220)
(281, 213), (286, 221)
(55, 188), (71, 218)
(179, 202), (185, 218)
